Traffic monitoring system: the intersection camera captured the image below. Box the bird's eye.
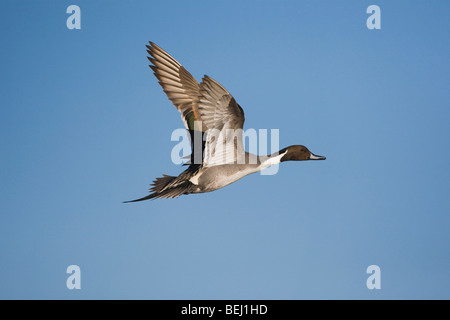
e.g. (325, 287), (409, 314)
(301, 149), (305, 152)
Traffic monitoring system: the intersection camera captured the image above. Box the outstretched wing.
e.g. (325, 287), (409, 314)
(146, 42), (207, 162)
(198, 75), (246, 167)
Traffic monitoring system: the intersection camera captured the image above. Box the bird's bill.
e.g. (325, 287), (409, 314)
(309, 152), (326, 160)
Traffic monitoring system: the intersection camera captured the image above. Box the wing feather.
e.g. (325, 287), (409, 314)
(198, 75), (245, 166)
(146, 42), (204, 131)
(147, 43), (246, 166)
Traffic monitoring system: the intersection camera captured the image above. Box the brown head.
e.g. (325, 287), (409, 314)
(279, 145), (326, 162)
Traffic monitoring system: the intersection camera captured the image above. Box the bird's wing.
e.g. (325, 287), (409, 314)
(198, 75), (246, 167)
(146, 42), (207, 162)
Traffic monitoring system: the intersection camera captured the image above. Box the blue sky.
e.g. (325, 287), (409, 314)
(1, 0), (449, 299)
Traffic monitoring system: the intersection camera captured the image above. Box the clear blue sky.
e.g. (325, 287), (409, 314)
(1, 0), (449, 299)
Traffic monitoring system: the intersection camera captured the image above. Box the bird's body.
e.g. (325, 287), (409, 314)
(125, 42), (325, 202)
(189, 157), (269, 193)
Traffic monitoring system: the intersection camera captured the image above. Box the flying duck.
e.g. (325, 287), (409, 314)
(125, 42), (325, 201)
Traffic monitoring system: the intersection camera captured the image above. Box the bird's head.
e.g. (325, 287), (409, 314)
(280, 145), (326, 161)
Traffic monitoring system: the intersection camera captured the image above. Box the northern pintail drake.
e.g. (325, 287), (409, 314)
(125, 42), (325, 202)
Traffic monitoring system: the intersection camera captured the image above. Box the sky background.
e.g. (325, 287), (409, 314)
(1, 0), (449, 299)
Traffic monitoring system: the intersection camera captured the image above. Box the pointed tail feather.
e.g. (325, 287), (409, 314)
(123, 193), (158, 203)
(124, 174), (196, 202)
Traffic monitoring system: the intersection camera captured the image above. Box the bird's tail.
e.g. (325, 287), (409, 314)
(123, 174), (194, 202)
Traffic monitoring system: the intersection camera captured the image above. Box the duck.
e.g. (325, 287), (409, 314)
(125, 42), (325, 202)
